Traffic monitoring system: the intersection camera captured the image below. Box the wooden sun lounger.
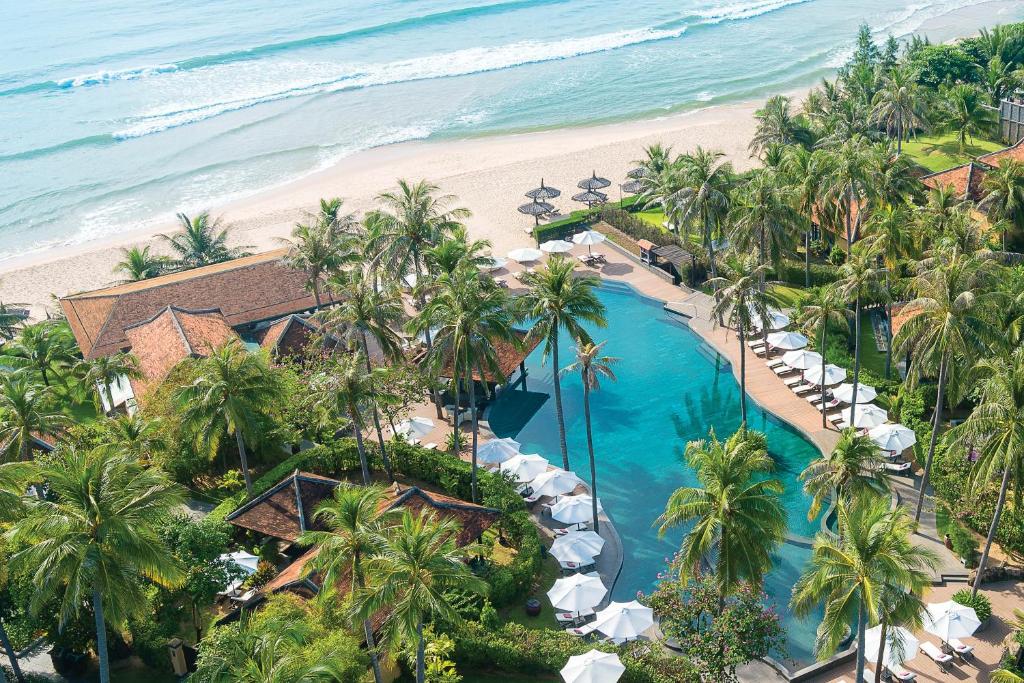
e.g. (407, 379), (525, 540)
(747, 339), (765, 348)
(773, 365), (797, 376)
(783, 375), (805, 387)
(567, 623), (598, 637)
(766, 358), (784, 368)
(946, 638), (973, 660)
(921, 641), (953, 672)
(884, 461), (912, 473)
(889, 669), (916, 682)
(791, 383), (816, 395)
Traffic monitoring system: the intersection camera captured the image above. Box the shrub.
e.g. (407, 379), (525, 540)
(594, 207), (681, 248)
(773, 259), (842, 287)
(952, 589), (992, 623)
(947, 521), (979, 568)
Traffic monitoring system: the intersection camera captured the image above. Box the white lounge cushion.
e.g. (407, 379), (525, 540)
(922, 641), (953, 663)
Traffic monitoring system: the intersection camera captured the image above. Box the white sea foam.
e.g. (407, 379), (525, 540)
(113, 25), (688, 139)
(693, 0), (812, 24)
(56, 63), (178, 88)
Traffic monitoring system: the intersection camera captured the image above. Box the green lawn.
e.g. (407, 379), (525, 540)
(857, 311), (889, 378)
(901, 132), (1004, 173)
(634, 206), (668, 229)
(497, 556), (561, 630)
(770, 284), (804, 308)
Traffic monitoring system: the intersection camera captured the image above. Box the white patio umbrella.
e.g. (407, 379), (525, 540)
(477, 437), (520, 465)
(572, 230), (607, 256)
(499, 453), (549, 482)
(547, 573), (607, 613)
(482, 256), (508, 272)
(837, 403), (889, 428)
(550, 531), (605, 564)
(593, 601), (655, 640)
(750, 307), (790, 331)
(832, 382), (878, 404)
(219, 551), (259, 592)
(402, 272), (418, 288)
(540, 239), (575, 253)
(869, 423), (918, 452)
(781, 349), (822, 370)
(804, 363), (848, 386)
(551, 494), (603, 524)
(864, 624), (919, 670)
(532, 468), (586, 497)
(765, 331), (808, 350)
(394, 416), (434, 442)
(925, 601), (982, 641)
(508, 247), (544, 263)
(561, 650), (625, 683)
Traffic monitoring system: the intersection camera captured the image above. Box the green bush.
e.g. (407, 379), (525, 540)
(594, 206), (681, 248)
(772, 259), (842, 287)
(947, 521), (979, 568)
(952, 589), (992, 623)
(207, 451), (308, 522)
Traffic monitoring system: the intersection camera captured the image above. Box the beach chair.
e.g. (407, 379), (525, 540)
(524, 492), (543, 505)
(593, 253), (607, 264)
(921, 641), (953, 672)
(553, 522), (589, 536)
(773, 365), (797, 376)
(230, 589), (257, 604)
(791, 383), (817, 395)
(888, 669), (916, 682)
(555, 607), (595, 625)
(783, 375), (805, 387)
(946, 638), (973, 660)
(766, 358), (785, 368)
(883, 461), (912, 473)
(747, 339), (765, 348)
(567, 623), (598, 638)
(861, 669), (874, 683)
(422, 442), (437, 450)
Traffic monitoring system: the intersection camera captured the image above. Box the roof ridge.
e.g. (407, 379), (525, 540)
(122, 305), (225, 332)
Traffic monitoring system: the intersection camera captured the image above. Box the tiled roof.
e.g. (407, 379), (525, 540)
(920, 162), (988, 202)
(60, 249), (327, 359)
(124, 306), (236, 400)
(977, 138), (1024, 167)
(225, 471), (341, 542)
(256, 314), (328, 357)
(437, 329), (541, 383)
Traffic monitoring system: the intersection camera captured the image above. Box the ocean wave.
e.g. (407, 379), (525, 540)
(56, 64), (179, 88)
(112, 25), (688, 139)
(691, 0), (813, 24)
(0, 134), (116, 163)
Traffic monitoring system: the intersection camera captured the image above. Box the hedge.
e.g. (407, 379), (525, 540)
(771, 259), (842, 287)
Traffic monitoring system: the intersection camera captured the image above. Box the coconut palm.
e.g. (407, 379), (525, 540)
(0, 374), (67, 463)
(981, 159), (1024, 251)
(105, 413), (167, 465)
(113, 246), (169, 283)
(870, 585), (930, 683)
(76, 352), (140, 415)
(894, 249), (1000, 522)
(790, 495), (937, 683)
(279, 220), (342, 308)
(980, 55), (1019, 106)
(781, 146), (828, 287)
(423, 226), (492, 276)
(517, 256), (605, 470)
(6, 448), (184, 683)
(799, 286), (850, 428)
(835, 240), (886, 414)
(729, 168), (800, 286)
(672, 148), (734, 283)
(3, 321), (76, 387)
(708, 255), (778, 426)
(561, 340), (618, 533)
(159, 211), (250, 270)
(870, 67), (928, 154)
(632, 143), (676, 178)
(416, 266), (516, 500)
(869, 145), (923, 209)
(863, 206), (918, 378)
(750, 95), (812, 154)
(355, 509), (488, 683)
(820, 134), (874, 253)
(945, 347), (1024, 598)
(636, 163), (686, 237)
(308, 352), (380, 485)
(0, 301), (27, 343)
(940, 84), (994, 154)
(175, 340), (284, 496)
(298, 484), (399, 683)
(657, 429), (786, 598)
(800, 427), (890, 521)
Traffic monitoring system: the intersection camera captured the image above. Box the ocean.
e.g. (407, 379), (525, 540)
(2, 0), (1020, 261)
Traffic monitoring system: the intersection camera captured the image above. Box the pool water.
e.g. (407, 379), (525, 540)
(488, 281), (823, 666)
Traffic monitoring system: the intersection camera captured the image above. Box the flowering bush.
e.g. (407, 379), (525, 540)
(644, 553), (785, 682)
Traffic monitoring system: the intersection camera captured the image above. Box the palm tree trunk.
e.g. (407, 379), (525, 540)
(452, 371), (462, 458)
(234, 430), (253, 497)
(362, 334), (393, 481)
(758, 228), (766, 291)
(0, 619), (23, 683)
(312, 279), (322, 310)
(914, 355), (947, 523)
(351, 411), (371, 485)
(884, 272), (893, 380)
(468, 361), (480, 504)
(363, 620), (384, 683)
(873, 616), (887, 683)
(582, 378), (599, 533)
(413, 249), (444, 419)
(972, 464), (1012, 598)
(738, 324), (748, 426)
(551, 332), (570, 471)
(805, 231), (811, 288)
(850, 297), (862, 414)
(416, 621), (426, 683)
(92, 589), (110, 683)
(845, 189), (854, 257)
(855, 598), (866, 683)
(820, 330), (828, 428)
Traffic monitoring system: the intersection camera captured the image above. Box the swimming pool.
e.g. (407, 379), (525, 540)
(488, 281), (823, 666)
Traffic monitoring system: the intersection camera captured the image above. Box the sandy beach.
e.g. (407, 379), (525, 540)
(0, 97), (765, 316)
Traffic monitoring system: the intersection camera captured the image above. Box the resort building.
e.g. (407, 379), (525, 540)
(58, 249), (333, 410)
(1000, 97), (1024, 145)
(921, 137), (1024, 203)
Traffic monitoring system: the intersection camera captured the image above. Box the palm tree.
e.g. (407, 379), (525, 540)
(0, 374), (67, 462)
(175, 340), (283, 496)
(870, 67), (928, 154)
(708, 255), (778, 426)
(835, 240), (885, 415)
(0, 461), (31, 683)
(729, 169), (800, 286)
(863, 206), (917, 378)
(0, 301), (27, 342)
(980, 55), (1018, 106)
(561, 340), (618, 533)
(355, 509), (488, 683)
(781, 146), (828, 287)
(790, 495), (937, 683)
(869, 145), (923, 209)
(113, 246), (169, 283)
(750, 95), (812, 154)
(632, 143), (675, 178)
(517, 256), (605, 470)
(7, 448), (184, 683)
(672, 148), (734, 284)
(415, 267), (516, 501)
(279, 221), (341, 308)
(946, 347), (1024, 598)
(820, 135), (873, 254)
(105, 413), (167, 464)
(799, 286), (850, 427)
(308, 352), (379, 485)
(799, 427), (890, 521)
(940, 84), (994, 154)
(76, 352), (140, 414)
(894, 250), (1000, 521)
(981, 159), (1024, 250)
(159, 211), (250, 270)
(298, 484), (398, 683)
(657, 429), (786, 599)
(3, 321), (76, 387)
(423, 226), (492, 276)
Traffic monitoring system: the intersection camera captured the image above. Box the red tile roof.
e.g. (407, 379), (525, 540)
(257, 314), (328, 357)
(225, 471), (341, 542)
(60, 249), (328, 359)
(920, 162), (988, 202)
(437, 329), (540, 383)
(124, 306), (236, 400)
(977, 138), (1024, 168)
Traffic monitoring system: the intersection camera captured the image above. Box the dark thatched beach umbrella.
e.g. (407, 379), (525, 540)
(578, 171), (611, 192)
(525, 178), (561, 201)
(620, 180), (644, 195)
(518, 200), (554, 226)
(626, 167), (648, 179)
(572, 190), (607, 208)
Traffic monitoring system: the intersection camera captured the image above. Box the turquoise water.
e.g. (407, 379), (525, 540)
(488, 282), (823, 665)
(3, 0), (1021, 260)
